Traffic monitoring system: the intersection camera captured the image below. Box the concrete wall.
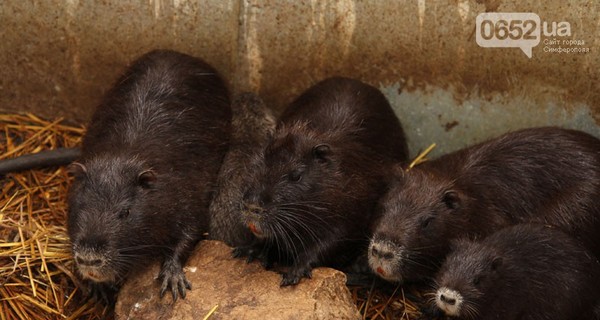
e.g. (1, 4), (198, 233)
(1, 0), (598, 156)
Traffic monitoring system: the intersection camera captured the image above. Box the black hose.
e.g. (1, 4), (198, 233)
(0, 148), (82, 175)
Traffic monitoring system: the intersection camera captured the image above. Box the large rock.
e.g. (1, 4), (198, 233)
(115, 240), (361, 320)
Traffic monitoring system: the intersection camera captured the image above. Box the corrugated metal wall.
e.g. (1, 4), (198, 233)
(1, 0), (598, 155)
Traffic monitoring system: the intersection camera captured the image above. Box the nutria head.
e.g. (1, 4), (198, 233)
(242, 125), (336, 228)
(432, 238), (504, 319)
(240, 120), (374, 261)
(368, 168), (468, 283)
(67, 154), (159, 284)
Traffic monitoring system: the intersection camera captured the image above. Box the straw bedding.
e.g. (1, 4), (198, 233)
(0, 114), (105, 319)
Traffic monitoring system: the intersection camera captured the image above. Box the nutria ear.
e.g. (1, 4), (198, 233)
(442, 190), (461, 210)
(491, 257), (503, 271)
(138, 169), (157, 188)
(312, 144), (331, 162)
(67, 162), (87, 178)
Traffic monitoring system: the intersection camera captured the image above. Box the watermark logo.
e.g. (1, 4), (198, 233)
(476, 13), (540, 58)
(476, 12), (586, 58)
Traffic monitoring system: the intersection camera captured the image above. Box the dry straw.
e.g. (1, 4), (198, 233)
(0, 113), (105, 319)
(350, 283), (422, 320)
(406, 143), (437, 171)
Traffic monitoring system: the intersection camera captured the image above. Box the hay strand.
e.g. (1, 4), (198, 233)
(202, 305), (219, 320)
(406, 143), (437, 171)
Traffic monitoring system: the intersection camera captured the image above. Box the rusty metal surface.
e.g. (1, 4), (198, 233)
(1, 0), (598, 154)
(0, 0), (239, 122)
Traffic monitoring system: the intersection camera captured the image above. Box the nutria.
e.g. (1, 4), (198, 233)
(432, 224), (600, 319)
(67, 49), (231, 303)
(208, 92), (276, 247)
(236, 76), (409, 286)
(369, 127), (600, 283)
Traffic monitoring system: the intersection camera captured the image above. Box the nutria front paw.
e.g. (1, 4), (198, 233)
(86, 281), (118, 306)
(280, 267), (312, 286)
(232, 245), (273, 269)
(419, 304), (444, 319)
(158, 259), (191, 301)
(232, 245), (258, 262)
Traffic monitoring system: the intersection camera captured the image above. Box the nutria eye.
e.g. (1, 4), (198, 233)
(473, 276), (482, 286)
(421, 217), (434, 229)
(118, 209), (130, 219)
(288, 170), (303, 182)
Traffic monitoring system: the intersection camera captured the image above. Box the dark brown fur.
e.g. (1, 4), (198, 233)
(67, 50), (231, 303)
(369, 127), (600, 283)
(208, 92), (276, 247)
(432, 224), (600, 320)
(236, 77), (408, 286)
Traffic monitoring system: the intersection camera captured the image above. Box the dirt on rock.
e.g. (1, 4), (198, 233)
(115, 240), (361, 320)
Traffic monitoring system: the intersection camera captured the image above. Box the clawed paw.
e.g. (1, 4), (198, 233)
(158, 261), (191, 302)
(280, 267), (312, 287)
(260, 256), (274, 270)
(232, 246), (273, 268)
(86, 282), (118, 306)
(232, 246), (256, 261)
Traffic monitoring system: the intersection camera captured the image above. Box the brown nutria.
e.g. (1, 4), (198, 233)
(208, 92), (276, 247)
(235, 76), (409, 286)
(431, 224), (600, 319)
(67, 50), (231, 304)
(369, 127), (600, 284)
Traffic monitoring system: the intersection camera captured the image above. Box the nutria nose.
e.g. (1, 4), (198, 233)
(250, 207), (262, 215)
(74, 253), (105, 267)
(440, 294), (456, 305)
(370, 244), (394, 260)
(242, 190), (271, 206)
(244, 202), (265, 215)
